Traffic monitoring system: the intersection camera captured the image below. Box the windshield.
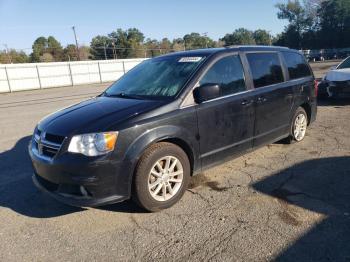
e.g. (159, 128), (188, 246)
(337, 57), (350, 69)
(104, 55), (205, 99)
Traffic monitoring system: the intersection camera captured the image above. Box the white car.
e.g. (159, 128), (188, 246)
(318, 57), (350, 98)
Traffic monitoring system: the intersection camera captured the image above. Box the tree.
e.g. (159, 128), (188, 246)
(47, 36), (63, 61)
(303, 0), (326, 28)
(159, 38), (172, 54)
(90, 28), (145, 59)
(79, 46), (91, 61)
(275, 0), (350, 49)
(40, 53), (54, 62)
(253, 30), (272, 45)
(0, 49), (29, 64)
(273, 25), (301, 48)
(109, 29), (128, 58)
(144, 38), (161, 57)
(63, 45), (90, 61)
(124, 28), (145, 58)
(172, 38), (185, 52)
(318, 0), (350, 48)
(215, 40), (225, 47)
(63, 44), (79, 61)
(109, 28), (145, 58)
(31, 36), (64, 62)
(90, 35), (112, 60)
(276, 0), (309, 49)
(221, 28), (256, 46)
(183, 33), (216, 50)
(31, 37), (48, 62)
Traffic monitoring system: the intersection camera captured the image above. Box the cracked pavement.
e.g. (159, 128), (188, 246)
(0, 63), (349, 261)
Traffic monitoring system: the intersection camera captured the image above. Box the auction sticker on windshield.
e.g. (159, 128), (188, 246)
(178, 57), (203, 63)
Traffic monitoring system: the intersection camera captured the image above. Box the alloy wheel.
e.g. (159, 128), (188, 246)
(148, 156), (184, 202)
(294, 113), (307, 141)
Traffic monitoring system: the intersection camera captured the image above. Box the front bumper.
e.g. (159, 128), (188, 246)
(32, 174), (127, 207)
(29, 138), (130, 207)
(319, 80), (350, 98)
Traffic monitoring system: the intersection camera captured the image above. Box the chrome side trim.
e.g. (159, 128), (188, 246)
(201, 89), (253, 104)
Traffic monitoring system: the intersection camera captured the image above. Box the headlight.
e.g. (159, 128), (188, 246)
(68, 132), (118, 156)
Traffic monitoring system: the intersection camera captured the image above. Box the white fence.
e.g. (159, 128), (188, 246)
(0, 58), (147, 93)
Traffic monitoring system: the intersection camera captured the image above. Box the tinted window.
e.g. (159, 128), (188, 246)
(246, 53), (284, 88)
(199, 55), (246, 97)
(337, 57), (350, 69)
(282, 52), (312, 79)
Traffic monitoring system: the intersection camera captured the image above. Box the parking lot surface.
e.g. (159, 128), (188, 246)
(0, 65), (349, 261)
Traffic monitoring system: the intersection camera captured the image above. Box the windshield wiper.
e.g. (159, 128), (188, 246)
(104, 92), (143, 99)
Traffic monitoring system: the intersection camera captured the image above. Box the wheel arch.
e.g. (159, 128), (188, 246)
(121, 125), (199, 197)
(157, 137), (195, 176)
(299, 102), (312, 125)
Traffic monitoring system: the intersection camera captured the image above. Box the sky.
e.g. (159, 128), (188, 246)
(0, 0), (287, 51)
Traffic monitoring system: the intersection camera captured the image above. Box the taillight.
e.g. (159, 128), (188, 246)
(314, 80), (319, 97)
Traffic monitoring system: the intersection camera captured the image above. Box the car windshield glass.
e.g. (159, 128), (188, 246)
(104, 56), (205, 99)
(337, 57), (350, 69)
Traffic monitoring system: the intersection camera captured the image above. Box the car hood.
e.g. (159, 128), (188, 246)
(38, 96), (167, 136)
(325, 68), (350, 82)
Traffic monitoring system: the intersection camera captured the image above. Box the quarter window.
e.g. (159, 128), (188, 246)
(199, 55), (246, 97)
(282, 52), (312, 79)
(246, 53), (284, 88)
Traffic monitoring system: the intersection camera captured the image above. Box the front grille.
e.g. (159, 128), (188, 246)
(45, 133), (65, 144)
(42, 146), (58, 158)
(33, 128), (65, 159)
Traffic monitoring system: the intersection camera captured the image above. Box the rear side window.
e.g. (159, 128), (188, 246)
(282, 52), (312, 79)
(246, 53), (284, 88)
(199, 55), (246, 96)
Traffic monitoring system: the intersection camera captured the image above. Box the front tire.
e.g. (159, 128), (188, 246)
(133, 142), (190, 212)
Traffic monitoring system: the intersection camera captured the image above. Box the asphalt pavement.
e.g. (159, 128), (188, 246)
(0, 67), (349, 261)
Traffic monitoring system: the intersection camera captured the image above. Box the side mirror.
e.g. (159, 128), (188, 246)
(193, 83), (220, 103)
(330, 65), (337, 70)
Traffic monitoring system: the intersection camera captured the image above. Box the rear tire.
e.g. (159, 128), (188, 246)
(133, 142), (190, 212)
(285, 107), (308, 144)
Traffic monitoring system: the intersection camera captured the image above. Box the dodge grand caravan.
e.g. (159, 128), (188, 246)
(29, 46), (317, 211)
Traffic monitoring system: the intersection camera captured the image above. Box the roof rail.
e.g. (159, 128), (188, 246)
(225, 45), (289, 50)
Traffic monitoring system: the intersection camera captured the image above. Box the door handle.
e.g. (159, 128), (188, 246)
(241, 99), (253, 106)
(257, 97), (267, 103)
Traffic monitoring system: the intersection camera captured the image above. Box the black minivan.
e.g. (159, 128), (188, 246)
(29, 46), (317, 211)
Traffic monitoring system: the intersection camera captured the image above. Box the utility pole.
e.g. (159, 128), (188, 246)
(3, 44), (12, 64)
(111, 41), (116, 59)
(107, 37), (118, 60)
(71, 26), (80, 61)
(103, 42), (107, 60)
(203, 32), (208, 48)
